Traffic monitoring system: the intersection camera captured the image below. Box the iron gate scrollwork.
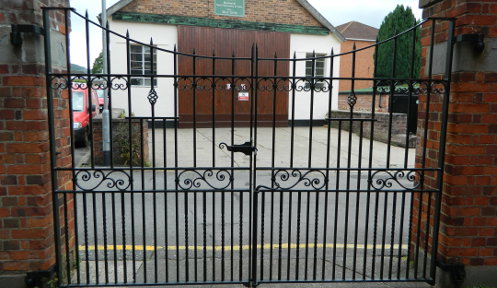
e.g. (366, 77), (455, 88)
(44, 7), (454, 287)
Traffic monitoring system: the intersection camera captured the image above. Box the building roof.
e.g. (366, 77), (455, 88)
(336, 21), (378, 41)
(105, 0), (345, 41)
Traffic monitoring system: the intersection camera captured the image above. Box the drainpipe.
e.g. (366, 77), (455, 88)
(101, 0), (111, 165)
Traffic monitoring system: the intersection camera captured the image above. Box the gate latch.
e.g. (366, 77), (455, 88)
(219, 141), (256, 156)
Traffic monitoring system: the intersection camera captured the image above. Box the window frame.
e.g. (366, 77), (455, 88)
(129, 44), (157, 87)
(305, 52), (327, 90)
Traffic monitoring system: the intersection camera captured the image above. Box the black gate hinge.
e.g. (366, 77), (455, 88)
(219, 141), (256, 156)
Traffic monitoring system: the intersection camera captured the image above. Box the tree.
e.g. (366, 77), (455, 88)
(375, 5), (421, 79)
(92, 51), (103, 74)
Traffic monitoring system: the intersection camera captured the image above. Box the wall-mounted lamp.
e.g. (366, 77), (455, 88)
(10, 24), (45, 47)
(455, 33), (485, 54)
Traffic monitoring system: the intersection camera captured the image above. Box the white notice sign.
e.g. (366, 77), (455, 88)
(238, 92), (249, 101)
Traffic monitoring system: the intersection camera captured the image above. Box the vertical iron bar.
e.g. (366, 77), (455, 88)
(286, 190), (293, 280)
(305, 192), (311, 280)
(353, 122), (364, 279)
(287, 53), (297, 281)
(270, 54), (278, 281)
(295, 191), (302, 280)
(83, 188), (90, 283)
(308, 51), (316, 168)
(193, 52), (199, 282)
(251, 190), (259, 286)
(389, 192), (398, 279)
(192, 49), (197, 168)
(350, 43), (365, 280)
(246, 44), (255, 282)
(431, 18), (455, 282)
(383, 31), (399, 279)
(404, 19), (419, 280)
(416, 19), (436, 279)
(62, 9), (73, 284)
(290, 52), (297, 168)
(250, 45), (260, 287)
(125, 31), (137, 283)
(163, 120), (169, 282)
(386, 29), (399, 169)
(388, 26), (400, 276)
(423, 19), (441, 280)
(84, 11), (95, 168)
(305, 51), (317, 280)
(380, 192), (388, 279)
(312, 190), (320, 281)
(260, 190), (265, 281)
(322, 49), (334, 280)
(184, 189), (190, 282)
(149, 40), (158, 283)
(212, 52), (216, 166)
(43, 7), (63, 285)
(398, 189), (407, 280)
(107, 33), (118, 283)
(140, 119), (146, 283)
(229, 52), (235, 282)
(92, 179), (99, 283)
(332, 121), (342, 280)
(212, 192), (216, 281)
(190, 51), (197, 282)
(344, 44), (357, 280)
(278, 189), (284, 281)
(311, 55), (326, 282)
(404, 20), (418, 167)
(368, 39), (380, 280)
(208, 51), (216, 282)
(173, 45), (180, 282)
(202, 188), (206, 282)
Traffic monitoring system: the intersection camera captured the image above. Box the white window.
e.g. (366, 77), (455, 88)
(130, 44), (157, 86)
(305, 53), (326, 89)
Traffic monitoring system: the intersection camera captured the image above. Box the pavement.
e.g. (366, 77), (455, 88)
(71, 126), (430, 287)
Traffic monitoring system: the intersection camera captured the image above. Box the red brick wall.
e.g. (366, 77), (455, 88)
(414, 0), (497, 268)
(338, 40), (375, 92)
(0, 0), (72, 280)
(121, 0), (323, 27)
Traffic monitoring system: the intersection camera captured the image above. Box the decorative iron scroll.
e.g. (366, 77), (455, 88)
(49, 75), (130, 91)
(263, 169), (328, 190)
(176, 169), (233, 190)
(369, 170), (422, 191)
(375, 80), (448, 96)
(74, 170), (131, 191)
(174, 77), (332, 93)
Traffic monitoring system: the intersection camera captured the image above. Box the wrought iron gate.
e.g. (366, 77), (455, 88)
(44, 8), (455, 287)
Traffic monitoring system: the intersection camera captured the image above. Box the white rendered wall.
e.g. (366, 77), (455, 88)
(108, 20), (340, 120)
(108, 19), (177, 117)
(289, 33), (341, 120)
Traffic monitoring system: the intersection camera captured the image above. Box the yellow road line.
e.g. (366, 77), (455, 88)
(79, 243), (408, 251)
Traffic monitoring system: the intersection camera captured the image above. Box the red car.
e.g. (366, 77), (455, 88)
(72, 87), (99, 147)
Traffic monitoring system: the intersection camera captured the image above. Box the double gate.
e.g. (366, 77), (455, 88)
(44, 8), (455, 287)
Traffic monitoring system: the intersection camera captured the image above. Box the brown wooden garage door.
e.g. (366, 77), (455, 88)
(178, 26), (290, 127)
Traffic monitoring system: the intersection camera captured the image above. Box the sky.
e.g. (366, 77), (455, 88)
(68, 0), (423, 66)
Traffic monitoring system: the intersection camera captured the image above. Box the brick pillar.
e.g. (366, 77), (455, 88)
(0, 1), (71, 288)
(417, 0), (497, 287)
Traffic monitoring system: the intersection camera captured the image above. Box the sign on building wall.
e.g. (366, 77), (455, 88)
(214, 0), (245, 17)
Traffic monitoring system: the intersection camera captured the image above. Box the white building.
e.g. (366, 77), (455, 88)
(105, 0), (344, 126)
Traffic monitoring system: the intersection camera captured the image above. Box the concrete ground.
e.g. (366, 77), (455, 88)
(71, 126), (430, 287)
